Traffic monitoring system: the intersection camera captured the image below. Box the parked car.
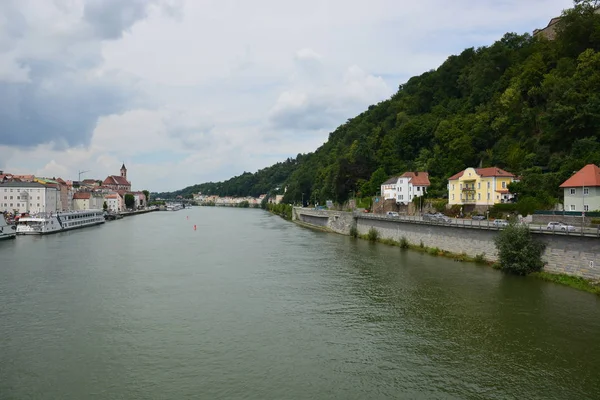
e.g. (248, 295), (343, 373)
(493, 219), (509, 227)
(430, 213), (451, 223)
(386, 211), (399, 217)
(472, 215), (486, 220)
(547, 221), (576, 232)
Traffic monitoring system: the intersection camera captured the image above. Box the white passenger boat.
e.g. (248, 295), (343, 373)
(16, 209), (105, 235)
(0, 214), (17, 240)
(166, 203), (184, 211)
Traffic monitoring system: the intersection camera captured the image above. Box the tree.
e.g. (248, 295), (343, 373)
(103, 201), (108, 212)
(142, 190), (150, 203)
(494, 223), (546, 275)
(124, 194), (135, 209)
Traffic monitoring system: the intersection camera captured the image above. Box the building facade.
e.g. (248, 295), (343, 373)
(0, 182), (59, 214)
(381, 172), (430, 205)
(560, 164), (600, 212)
(102, 164), (131, 192)
(448, 167), (517, 207)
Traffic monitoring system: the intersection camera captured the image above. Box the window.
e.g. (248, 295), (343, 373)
(487, 182), (490, 189)
(452, 194), (455, 200)
(452, 184), (455, 190)
(399, 180), (403, 184)
(502, 181), (506, 189)
(487, 193), (490, 200)
(584, 205), (589, 212)
(570, 188), (576, 195)
(16, 196), (19, 200)
(399, 187), (402, 192)
(460, 184), (463, 190)
(9, 196), (12, 200)
(570, 205), (576, 211)
(417, 187), (420, 192)
(478, 182), (481, 189)
(399, 195), (404, 200)
(584, 188), (589, 195)
(478, 193), (481, 200)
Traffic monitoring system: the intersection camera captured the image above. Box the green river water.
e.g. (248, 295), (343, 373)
(1, 207), (599, 399)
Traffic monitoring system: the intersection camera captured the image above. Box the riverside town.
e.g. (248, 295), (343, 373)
(2, 1), (600, 399)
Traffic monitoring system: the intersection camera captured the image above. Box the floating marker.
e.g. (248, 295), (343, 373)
(194, 224), (197, 230)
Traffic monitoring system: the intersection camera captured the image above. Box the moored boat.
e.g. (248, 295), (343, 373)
(0, 214), (16, 240)
(16, 209), (105, 235)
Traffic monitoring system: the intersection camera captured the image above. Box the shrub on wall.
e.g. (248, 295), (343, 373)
(494, 223), (546, 275)
(367, 228), (379, 242)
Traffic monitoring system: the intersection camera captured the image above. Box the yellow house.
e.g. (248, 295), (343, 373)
(448, 167), (517, 207)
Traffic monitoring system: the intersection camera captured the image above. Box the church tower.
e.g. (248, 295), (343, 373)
(120, 163), (127, 180)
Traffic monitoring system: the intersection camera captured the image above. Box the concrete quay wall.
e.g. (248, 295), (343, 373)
(293, 208), (600, 280)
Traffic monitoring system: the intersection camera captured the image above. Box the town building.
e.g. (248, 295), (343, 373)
(0, 181), (59, 214)
(104, 193), (123, 212)
(448, 167), (517, 209)
(102, 164), (131, 192)
(381, 172), (430, 205)
(559, 164), (600, 212)
(534, 7), (600, 40)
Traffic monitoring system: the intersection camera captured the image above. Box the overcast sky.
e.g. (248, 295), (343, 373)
(0, 0), (573, 192)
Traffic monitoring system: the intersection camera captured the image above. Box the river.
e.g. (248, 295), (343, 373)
(1, 207), (599, 399)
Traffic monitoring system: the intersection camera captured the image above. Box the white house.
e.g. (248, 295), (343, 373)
(104, 193), (122, 212)
(381, 172), (430, 205)
(560, 164), (600, 212)
(0, 181), (59, 214)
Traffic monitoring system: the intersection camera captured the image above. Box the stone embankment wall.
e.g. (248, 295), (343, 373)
(293, 208), (600, 280)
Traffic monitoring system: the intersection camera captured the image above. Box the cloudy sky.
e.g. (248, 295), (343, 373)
(0, 0), (573, 192)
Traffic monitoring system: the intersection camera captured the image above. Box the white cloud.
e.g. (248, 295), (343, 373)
(0, 0), (574, 191)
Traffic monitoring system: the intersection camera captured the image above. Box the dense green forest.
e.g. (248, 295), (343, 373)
(157, 1), (600, 210)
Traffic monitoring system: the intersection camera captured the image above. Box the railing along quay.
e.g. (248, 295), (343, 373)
(354, 212), (600, 238)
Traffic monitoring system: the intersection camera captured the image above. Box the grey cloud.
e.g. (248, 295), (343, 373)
(0, 62), (131, 148)
(83, 0), (182, 40)
(269, 95), (344, 132)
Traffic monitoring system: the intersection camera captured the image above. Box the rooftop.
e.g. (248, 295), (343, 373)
(448, 167), (515, 181)
(560, 164), (600, 188)
(0, 182), (47, 188)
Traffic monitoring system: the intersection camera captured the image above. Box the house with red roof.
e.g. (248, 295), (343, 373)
(102, 164), (131, 192)
(560, 164), (600, 212)
(448, 167), (517, 209)
(381, 171), (430, 205)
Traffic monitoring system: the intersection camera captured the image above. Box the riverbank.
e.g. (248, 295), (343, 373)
(120, 208), (159, 217)
(289, 208), (600, 296)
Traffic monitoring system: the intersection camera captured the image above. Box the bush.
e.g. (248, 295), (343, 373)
(428, 247), (440, 256)
(399, 236), (409, 249)
(494, 223), (546, 275)
(591, 218), (600, 225)
(432, 199), (447, 212)
(419, 240), (424, 248)
(474, 253), (487, 264)
(350, 225), (358, 238)
(367, 228), (379, 242)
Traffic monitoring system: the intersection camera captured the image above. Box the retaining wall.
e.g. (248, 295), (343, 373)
(294, 208), (600, 280)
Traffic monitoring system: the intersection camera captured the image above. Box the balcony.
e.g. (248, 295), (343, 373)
(461, 186), (476, 192)
(461, 197), (477, 204)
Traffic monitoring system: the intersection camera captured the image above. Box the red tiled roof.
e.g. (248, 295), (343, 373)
(56, 177), (66, 184)
(103, 175), (130, 186)
(560, 164), (600, 188)
(401, 171), (430, 186)
(495, 190), (510, 194)
(73, 192), (91, 200)
(448, 167), (515, 180)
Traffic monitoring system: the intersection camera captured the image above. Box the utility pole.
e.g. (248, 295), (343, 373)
(78, 170), (90, 181)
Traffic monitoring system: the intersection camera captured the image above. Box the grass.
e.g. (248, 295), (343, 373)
(531, 272), (600, 295)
